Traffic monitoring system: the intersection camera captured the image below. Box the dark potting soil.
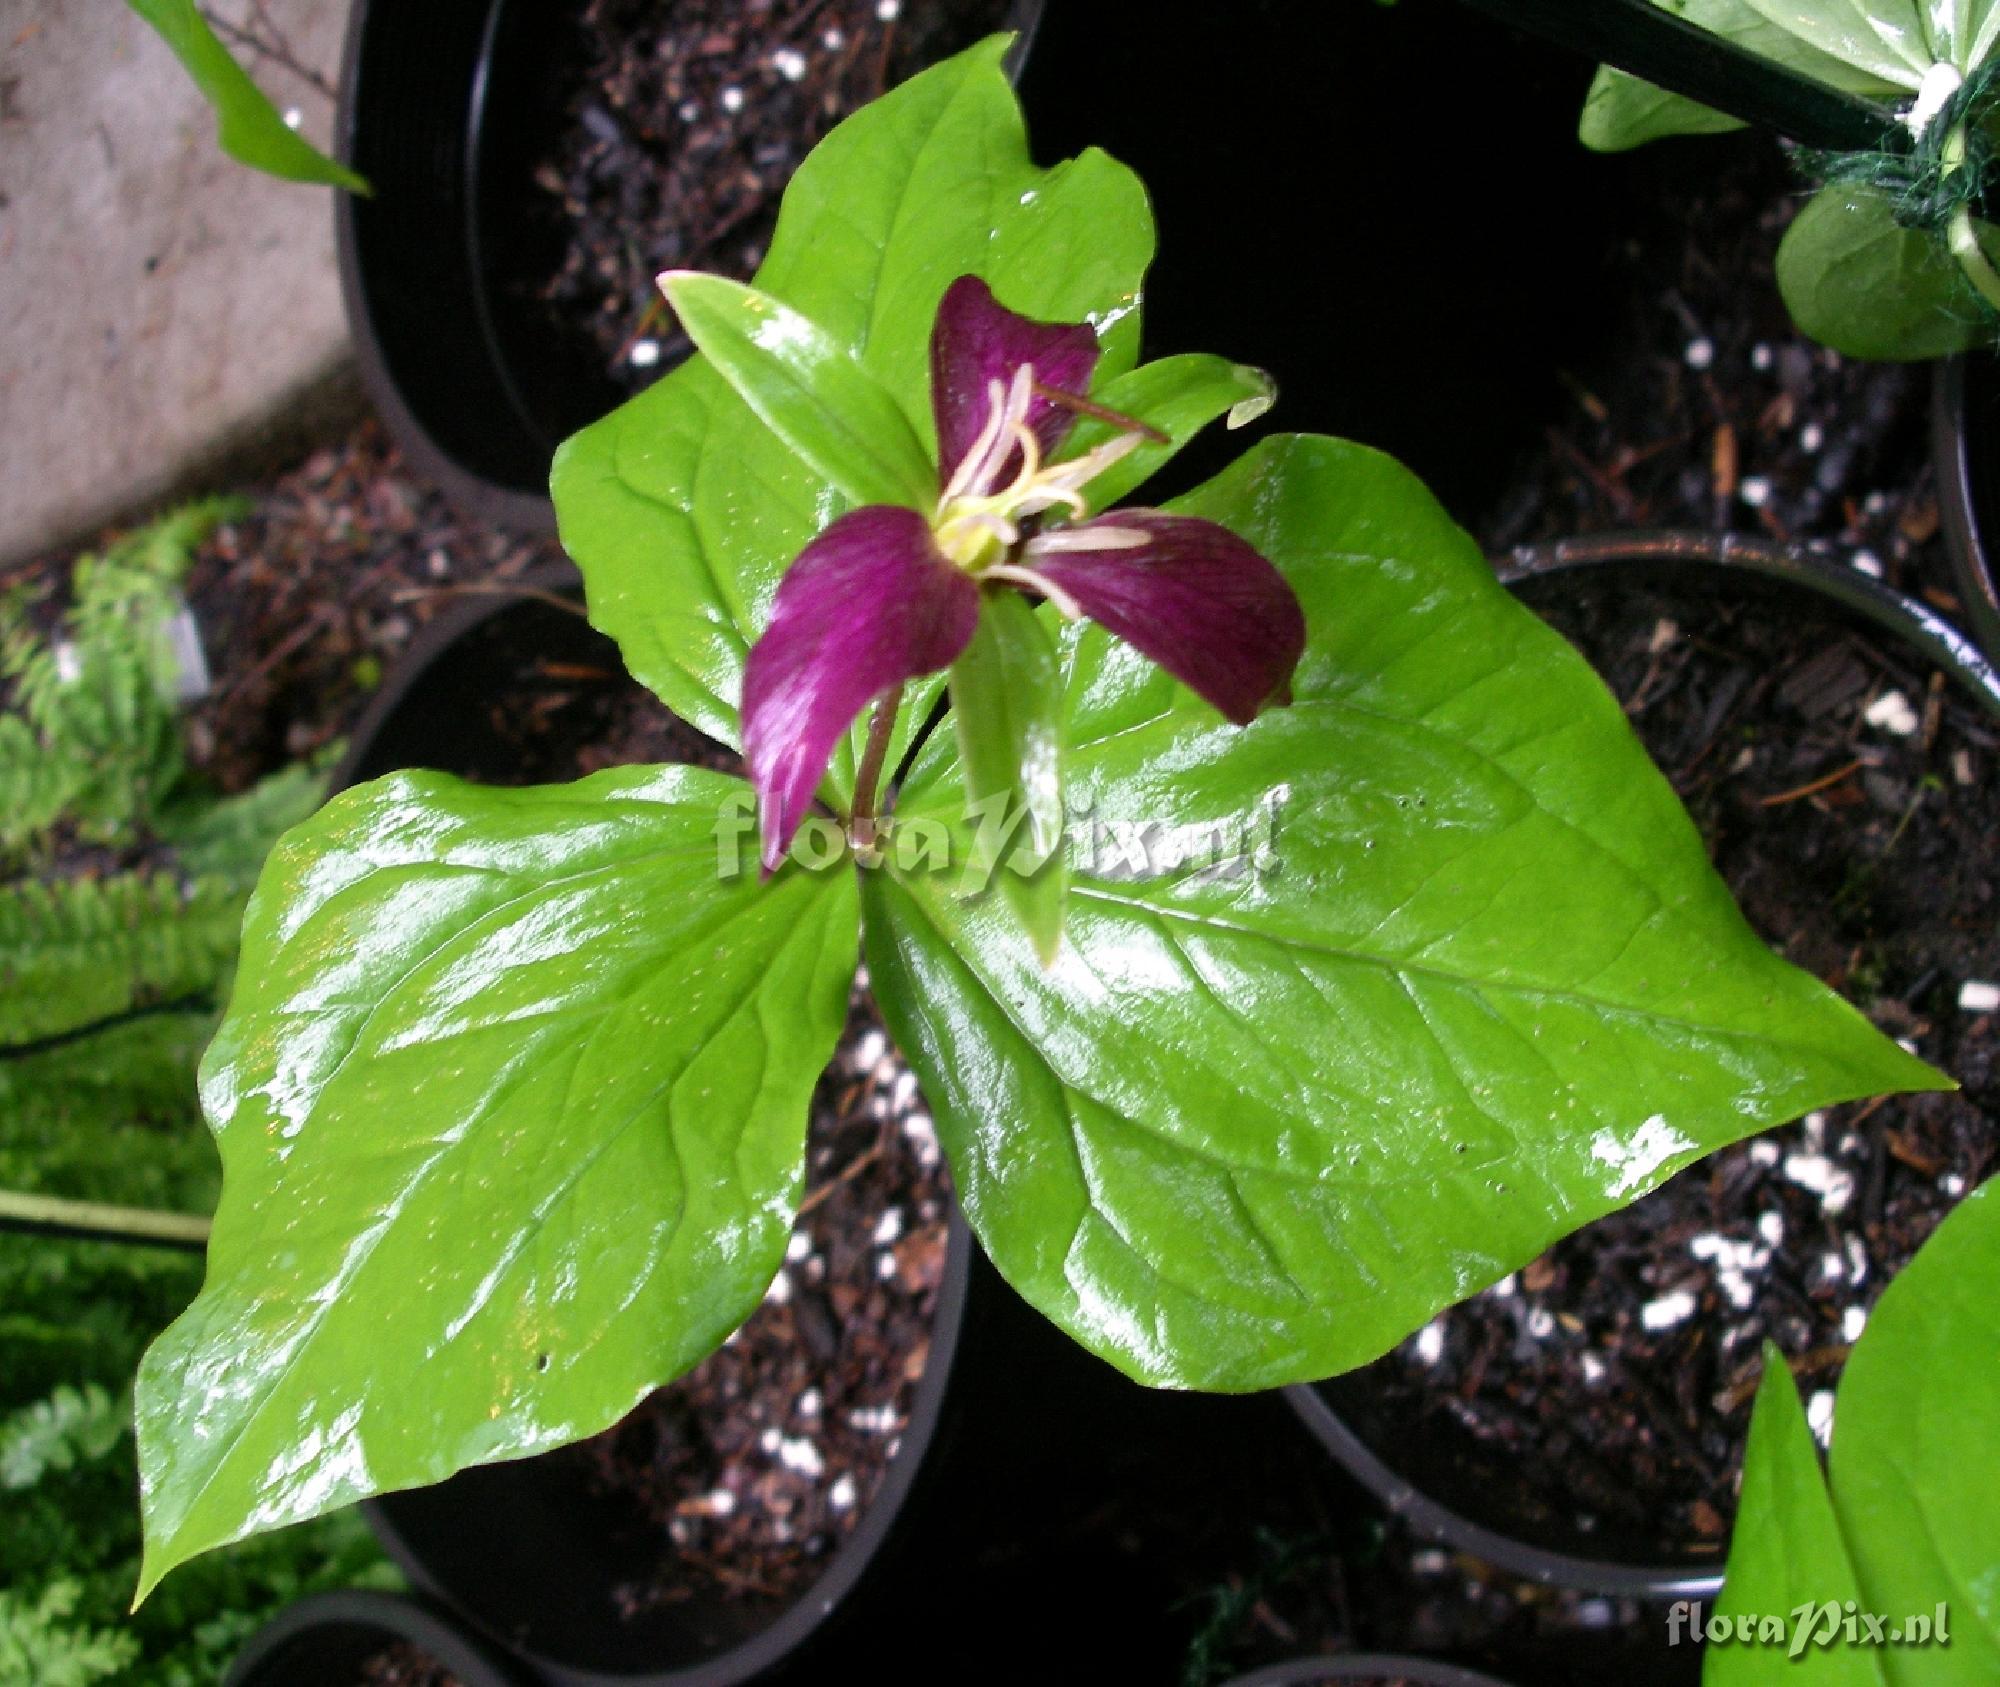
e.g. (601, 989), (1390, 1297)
(527, 0), (1018, 395)
(357, 1642), (463, 1687)
(1478, 136), (1942, 588)
(1329, 575), (1999, 1560)
(563, 984), (950, 1612)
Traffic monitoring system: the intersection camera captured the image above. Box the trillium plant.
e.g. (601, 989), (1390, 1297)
(1581, 0), (2000, 359)
(132, 37), (1946, 1597)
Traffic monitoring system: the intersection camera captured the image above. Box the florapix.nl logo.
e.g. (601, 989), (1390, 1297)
(711, 786), (1284, 894)
(1668, 1598), (1951, 1658)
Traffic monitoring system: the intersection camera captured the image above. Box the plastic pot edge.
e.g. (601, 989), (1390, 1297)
(332, 0), (1046, 538)
(225, 1588), (529, 1687)
(1930, 354), (2000, 668)
(1226, 1653), (1520, 1687)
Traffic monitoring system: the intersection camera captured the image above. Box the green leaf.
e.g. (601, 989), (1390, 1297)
(1061, 354), (1277, 511)
(1959, 0), (2000, 70)
(1580, 65), (1749, 152)
(946, 589), (1067, 964)
(1741, 0), (1931, 87)
(1777, 185), (2000, 360)
(1576, 0), (1912, 151)
(864, 433), (1942, 1390)
(125, 0), (368, 193)
(657, 273), (938, 511)
(1704, 1352), (1887, 1686)
(1829, 1180), (2000, 1682)
(133, 764), (859, 1598)
(553, 35), (1154, 796)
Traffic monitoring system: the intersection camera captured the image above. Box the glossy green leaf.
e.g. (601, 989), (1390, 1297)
(657, 273), (937, 512)
(1740, 0), (1930, 87)
(133, 765), (859, 1597)
(946, 589), (1067, 964)
(1961, 0), (2000, 70)
(1777, 184), (2000, 360)
(1709, 1184), (1998, 1683)
(1705, 1352), (1886, 1686)
(1577, 0), (1911, 151)
(864, 433), (1943, 1390)
(553, 36), (1154, 795)
(126, 0), (369, 193)
(1830, 1180), (2000, 1682)
(1061, 355), (1276, 511)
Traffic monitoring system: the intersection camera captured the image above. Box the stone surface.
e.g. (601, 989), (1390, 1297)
(0, 0), (358, 568)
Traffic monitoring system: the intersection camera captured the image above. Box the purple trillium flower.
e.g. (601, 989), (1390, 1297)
(740, 275), (1306, 871)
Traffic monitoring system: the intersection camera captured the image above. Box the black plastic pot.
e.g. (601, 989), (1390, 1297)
(1287, 529), (2000, 1600)
(335, 576), (1327, 1683)
(1012, 0), (1650, 525)
(225, 1589), (526, 1687)
(1931, 353), (2000, 667)
(1228, 1657), (1518, 1687)
(334, 0), (1041, 531)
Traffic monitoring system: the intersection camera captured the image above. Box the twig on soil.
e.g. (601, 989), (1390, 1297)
(388, 582), (588, 617)
(1758, 757), (1863, 807)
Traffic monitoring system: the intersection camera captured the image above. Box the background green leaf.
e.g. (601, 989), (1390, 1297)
(1829, 1180), (2000, 1681)
(134, 765), (858, 1596)
(1776, 184), (2000, 360)
(1707, 1184), (1999, 1683)
(1739, 0), (1930, 88)
(1577, 0), (1911, 151)
(1060, 355), (1276, 511)
(865, 433), (1941, 1390)
(126, 0), (368, 193)
(553, 36), (1155, 800)
(1705, 1354), (1887, 1686)
(946, 588), (1067, 963)
(657, 274), (937, 511)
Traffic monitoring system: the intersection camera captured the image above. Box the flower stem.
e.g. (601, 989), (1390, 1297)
(1942, 125), (2000, 316)
(849, 685), (903, 855)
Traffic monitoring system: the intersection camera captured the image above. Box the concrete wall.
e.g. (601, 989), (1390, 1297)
(0, 0), (358, 567)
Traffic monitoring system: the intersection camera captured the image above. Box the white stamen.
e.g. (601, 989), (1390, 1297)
(941, 377), (1014, 505)
(983, 563), (1084, 620)
(1029, 523), (1150, 554)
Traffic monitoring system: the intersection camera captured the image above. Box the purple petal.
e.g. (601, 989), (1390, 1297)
(1024, 514), (1306, 726)
(930, 276), (1100, 492)
(744, 506), (980, 871)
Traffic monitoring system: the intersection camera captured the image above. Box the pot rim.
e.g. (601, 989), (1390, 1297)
(1289, 526), (1999, 1600)
(224, 1588), (525, 1687)
(1931, 353), (2000, 669)
(331, 0), (558, 535)
(1500, 528), (2000, 722)
(333, 0), (1047, 537)
(1225, 1651), (1519, 1687)
(334, 571), (980, 1685)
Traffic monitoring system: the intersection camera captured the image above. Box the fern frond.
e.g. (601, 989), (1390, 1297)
(0, 499), (244, 858)
(0, 1579), (139, 1685)
(103, 497), (249, 583)
(155, 759), (328, 886)
(0, 874), (243, 1048)
(0, 1385), (126, 1492)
